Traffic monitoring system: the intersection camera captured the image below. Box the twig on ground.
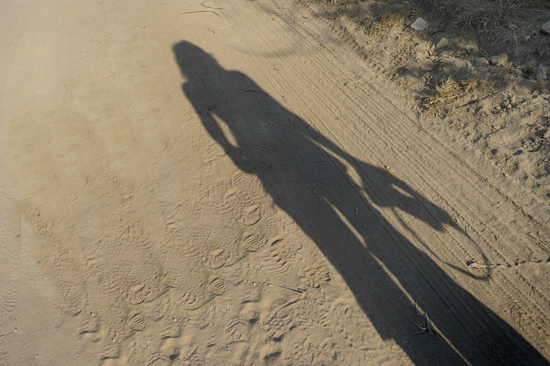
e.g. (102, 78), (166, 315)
(201, 1), (223, 10)
(218, 23), (234, 31)
(411, 313), (434, 336)
(267, 283), (303, 294)
(226, 278), (304, 294)
(178, 10), (221, 17)
(344, 76), (369, 86)
(243, 88), (283, 95)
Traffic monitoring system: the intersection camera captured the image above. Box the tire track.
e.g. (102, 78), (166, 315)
(220, 0), (499, 281)
(231, 0), (548, 276)
(209, 0), (550, 358)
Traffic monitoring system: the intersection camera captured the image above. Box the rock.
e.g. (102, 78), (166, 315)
(474, 57), (489, 66)
(527, 60), (537, 67)
(490, 54), (508, 67)
(435, 38), (449, 50)
(522, 35), (531, 44)
(535, 65), (547, 81)
(411, 18), (428, 31)
(458, 60), (472, 71)
(541, 20), (550, 35)
(439, 57), (472, 73)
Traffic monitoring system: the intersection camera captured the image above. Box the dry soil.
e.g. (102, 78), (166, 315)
(1, 0), (549, 365)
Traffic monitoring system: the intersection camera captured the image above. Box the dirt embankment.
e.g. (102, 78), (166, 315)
(293, 0), (550, 202)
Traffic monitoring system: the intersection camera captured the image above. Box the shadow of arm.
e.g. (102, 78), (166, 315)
(200, 112), (252, 172)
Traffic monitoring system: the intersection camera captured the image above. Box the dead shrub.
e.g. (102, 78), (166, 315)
(424, 76), (494, 116)
(366, 10), (408, 34)
(421, 0), (550, 35)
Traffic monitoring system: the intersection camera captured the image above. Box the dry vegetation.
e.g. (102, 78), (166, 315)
(365, 10), (408, 34)
(422, 0), (550, 35)
(354, 0), (550, 116)
(423, 76), (494, 116)
(421, 0), (550, 63)
(293, 0), (550, 197)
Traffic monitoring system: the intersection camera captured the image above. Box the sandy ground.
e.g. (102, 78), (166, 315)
(1, 0), (549, 365)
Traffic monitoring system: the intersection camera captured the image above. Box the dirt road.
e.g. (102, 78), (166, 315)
(1, 0), (549, 364)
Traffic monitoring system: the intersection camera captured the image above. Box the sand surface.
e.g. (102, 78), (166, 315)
(1, 0), (549, 365)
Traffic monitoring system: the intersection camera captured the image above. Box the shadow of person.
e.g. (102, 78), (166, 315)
(173, 41), (548, 365)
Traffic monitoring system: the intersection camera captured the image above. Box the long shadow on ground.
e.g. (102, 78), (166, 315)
(173, 41), (548, 365)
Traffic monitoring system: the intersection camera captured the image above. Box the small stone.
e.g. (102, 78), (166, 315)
(522, 35), (531, 43)
(435, 38), (449, 50)
(535, 65), (547, 81)
(449, 59), (471, 72)
(411, 18), (428, 31)
(474, 57), (489, 66)
(541, 20), (550, 35)
(490, 54), (508, 67)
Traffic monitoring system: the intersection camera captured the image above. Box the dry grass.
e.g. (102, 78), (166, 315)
(457, 2), (516, 34)
(519, 62), (538, 79)
(366, 10), (408, 34)
(424, 77), (494, 116)
(422, 0), (550, 35)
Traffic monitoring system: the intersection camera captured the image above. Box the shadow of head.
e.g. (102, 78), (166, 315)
(173, 41), (221, 82)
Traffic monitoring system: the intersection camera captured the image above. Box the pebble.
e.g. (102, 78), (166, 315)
(490, 54), (508, 67)
(440, 59), (471, 72)
(446, 59), (471, 72)
(474, 57), (489, 66)
(541, 20), (550, 35)
(522, 35), (531, 43)
(435, 38), (449, 50)
(535, 65), (547, 81)
(411, 18), (428, 31)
